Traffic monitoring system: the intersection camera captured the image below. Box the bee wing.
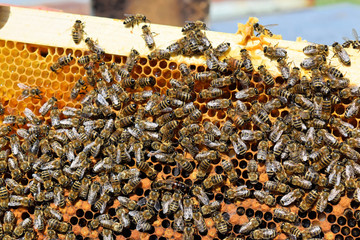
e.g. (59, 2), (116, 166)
(338, 48), (350, 62)
(174, 215), (185, 231)
(328, 188), (340, 202)
(39, 101), (50, 115)
(355, 188), (360, 202)
(353, 28), (359, 42)
(97, 93), (109, 106)
(184, 206), (193, 221)
(263, 24), (278, 28)
(137, 197), (147, 206)
(17, 83), (31, 89)
(124, 13), (135, 17)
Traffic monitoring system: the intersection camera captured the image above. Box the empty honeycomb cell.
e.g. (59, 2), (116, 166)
(349, 219), (357, 228)
(332, 225), (341, 234)
(156, 77), (166, 88)
(153, 67), (162, 77)
(172, 70), (180, 79)
(352, 228), (360, 237)
(134, 65), (143, 74)
(343, 227), (351, 236)
(143, 66), (152, 75)
(339, 216), (347, 226)
(163, 69), (171, 79)
(308, 211), (317, 220)
(149, 59), (157, 67)
(335, 235), (344, 240)
(1, 63), (8, 71)
(6, 56), (13, 64)
(325, 204), (333, 213)
(159, 60), (167, 69)
(2, 47), (10, 56)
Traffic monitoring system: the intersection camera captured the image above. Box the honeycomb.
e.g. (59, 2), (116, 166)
(1, 7), (360, 240)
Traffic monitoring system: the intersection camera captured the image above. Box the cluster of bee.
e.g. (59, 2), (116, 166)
(2, 14), (360, 240)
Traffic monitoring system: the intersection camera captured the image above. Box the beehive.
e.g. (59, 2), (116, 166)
(1, 5), (360, 240)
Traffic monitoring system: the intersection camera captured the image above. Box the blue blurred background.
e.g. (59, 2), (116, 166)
(2, 0), (360, 45)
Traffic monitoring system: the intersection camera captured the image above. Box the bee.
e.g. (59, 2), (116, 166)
(233, 69), (250, 88)
(117, 196), (139, 211)
(213, 42), (231, 57)
(221, 159), (238, 183)
(123, 13), (148, 28)
(302, 226), (322, 239)
(264, 180), (291, 194)
(39, 96), (57, 116)
(241, 129), (264, 141)
(50, 53), (73, 72)
(268, 87), (292, 101)
(136, 161), (157, 179)
(299, 189), (319, 212)
(48, 218), (70, 233)
(17, 83), (42, 100)
(191, 185), (209, 205)
(263, 45), (287, 60)
(212, 211), (230, 235)
(210, 76), (234, 88)
(254, 190), (276, 206)
(235, 87), (258, 100)
(68, 180), (81, 202)
(253, 22), (275, 37)
(230, 133), (248, 155)
(332, 42), (351, 66)
(286, 67), (301, 88)
(273, 208), (298, 223)
(44, 206), (63, 221)
(206, 98), (232, 109)
(276, 57), (290, 79)
(175, 154), (194, 173)
(166, 89), (192, 102)
(204, 49), (220, 70)
(33, 207), (45, 231)
(283, 160), (305, 174)
(84, 64), (97, 86)
(331, 117), (354, 137)
(281, 222), (302, 239)
(14, 217), (33, 237)
(196, 158), (211, 180)
(183, 222), (195, 240)
(290, 175), (312, 190)
(94, 190), (111, 213)
(5, 178), (24, 195)
(166, 38), (187, 55)
(257, 140), (269, 163)
(141, 25), (156, 49)
(280, 188), (305, 206)
(182, 20), (207, 33)
(247, 159), (259, 184)
(70, 77), (87, 99)
(72, 19), (85, 44)
(345, 97), (360, 118)
(238, 48), (254, 72)
(340, 143), (360, 160)
(130, 210), (153, 232)
(300, 55), (326, 69)
(148, 48), (170, 60)
(201, 200), (220, 216)
(173, 210), (185, 232)
(257, 65), (274, 85)
(319, 64), (343, 80)
(225, 185), (250, 200)
(84, 37), (105, 56)
(239, 217), (261, 234)
(193, 208), (207, 233)
(303, 44), (329, 55)
(78, 53), (101, 65)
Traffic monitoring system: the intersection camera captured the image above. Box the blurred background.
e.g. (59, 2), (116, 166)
(2, 0), (360, 45)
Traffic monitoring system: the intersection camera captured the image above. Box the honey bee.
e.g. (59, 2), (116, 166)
(199, 88), (223, 99)
(203, 174), (223, 190)
(319, 64), (343, 80)
(221, 159), (238, 183)
(196, 158), (211, 180)
(212, 211), (230, 235)
(239, 49), (254, 72)
(39, 96), (57, 116)
(141, 25), (156, 49)
(182, 20), (207, 32)
(193, 208), (207, 233)
(78, 53), (101, 65)
(148, 48), (170, 60)
(173, 210), (185, 232)
(235, 87), (258, 100)
(281, 222), (302, 239)
(299, 189), (319, 212)
(225, 185), (250, 200)
(303, 44), (329, 55)
(94, 190), (112, 213)
(280, 188), (305, 206)
(166, 89), (192, 102)
(33, 207), (45, 231)
(340, 143), (360, 160)
(333, 42), (351, 65)
(50, 53), (73, 72)
(230, 133), (248, 155)
(273, 208), (298, 223)
(123, 13), (149, 28)
(300, 55), (326, 69)
(239, 217), (261, 234)
(85, 37), (105, 56)
(213, 42), (231, 57)
(13, 217), (32, 238)
(345, 97), (360, 118)
(277, 57), (290, 79)
(72, 20), (85, 44)
(302, 226), (322, 239)
(241, 130), (264, 141)
(264, 180), (291, 194)
(136, 161), (157, 179)
(175, 154), (194, 173)
(247, 159), (259, 184)
(205, 49), (220, 70)
(48, 218), (70, 233)
(254, 190), (276, 206)
(3, 211), (15, 235)
(258, 65), (274, 85)
(70, 77), (87, 99)
(5, 178), (24, 195)
(210, 76), (234, 88)
(206, 98), (232, 109)
(253, 23), (275, 37)
(191, 185), (209, 205)
(257, 140), (269, 163)
(166, 38), (187, 55)
(17, 83), (42, 100)
(183, 222), (195, 240)
(201, 200), (220, 216)
(263, 45), (287, 60)
(234, 69), (250, 89)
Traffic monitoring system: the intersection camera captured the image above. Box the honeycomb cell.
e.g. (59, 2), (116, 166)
(153, 67), (162, 77)
(159, 60), (167, 69)
(0, 40), (6, 47)
(2, 47), (10, 56)
(172, 70), (181, 79)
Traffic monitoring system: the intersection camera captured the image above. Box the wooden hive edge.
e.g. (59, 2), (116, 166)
(0, 5), (359, 87)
